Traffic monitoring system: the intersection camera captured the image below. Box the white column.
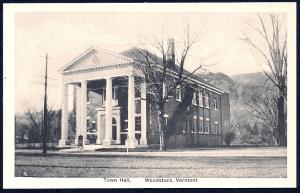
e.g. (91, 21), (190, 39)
(96, 110), (102, 144)
(116, 111), (121, 144)
(75, 85), (81, 145)
(140, 81), (147, 145)
(103, 77), (113, 145)
(59, 83), (68, 147)
(81, 80), (89, 144)
(126, 75), (138, 147)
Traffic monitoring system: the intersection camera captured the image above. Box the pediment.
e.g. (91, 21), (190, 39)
(60, 46), (134, 74)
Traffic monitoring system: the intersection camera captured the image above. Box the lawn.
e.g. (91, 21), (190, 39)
(15, 148), (287, 178)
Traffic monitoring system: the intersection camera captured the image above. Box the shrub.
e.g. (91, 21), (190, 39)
(225, 131), (236, 146)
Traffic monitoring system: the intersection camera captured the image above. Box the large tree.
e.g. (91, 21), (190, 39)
(241, 14), (287, 146)
(125, 25), (204, 150)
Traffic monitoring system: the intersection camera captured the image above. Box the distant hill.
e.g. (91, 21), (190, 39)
(196, 72), (235, 92)
(197, 71), (277, 145)
(231, 72), (272, 87)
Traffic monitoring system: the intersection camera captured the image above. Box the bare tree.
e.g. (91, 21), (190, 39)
(241, 14), (287, 146)
(124, 24), (203, 151)
(15, 108), (61, 145)
(247, 90), (280, 145)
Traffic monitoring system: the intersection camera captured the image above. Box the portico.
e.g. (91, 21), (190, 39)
(58, 46), (147, 148)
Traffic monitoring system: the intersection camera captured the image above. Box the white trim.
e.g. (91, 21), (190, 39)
(60, 46), (134, 73)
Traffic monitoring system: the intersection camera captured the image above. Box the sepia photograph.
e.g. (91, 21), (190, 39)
(3, 2), (296, 188)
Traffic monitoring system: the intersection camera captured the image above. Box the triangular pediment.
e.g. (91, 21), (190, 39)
(60, 46), (134, 73)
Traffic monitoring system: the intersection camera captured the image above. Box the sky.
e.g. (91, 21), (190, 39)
(14, 12), (284, 113)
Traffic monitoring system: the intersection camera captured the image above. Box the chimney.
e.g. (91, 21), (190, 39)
(166, 38), (175, 68)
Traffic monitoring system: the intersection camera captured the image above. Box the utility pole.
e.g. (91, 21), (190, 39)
(42, 53), (48, 155)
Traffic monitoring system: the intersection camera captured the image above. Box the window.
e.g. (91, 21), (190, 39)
(192, 91), (197, 105)
(164, 114), (169, 125)
(214, 95), (218, 110)
(112, 118), (117, 140)
(182, 116), (189, 134)
(86, 116), (90, 131)
(176, 85), (182, 101)
(205, 92), (210, 108)
(193, 116), (197, 133)
(199, 117), (203, 133)
(186, 119), (190, 133)
(91, 121), (96, 133)
(163, 82), (169, 100)
(204, 118), (210, 134)
(135, 117), (141, 131)
(112, 86), (118, 100)
(215, 122), (219, 134)
(199, 91), (203, 106)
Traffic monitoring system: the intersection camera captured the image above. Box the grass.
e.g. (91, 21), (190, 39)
(15, 153), (287, 178)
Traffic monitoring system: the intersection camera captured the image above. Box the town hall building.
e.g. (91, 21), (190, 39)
(58, 39), (230, 148)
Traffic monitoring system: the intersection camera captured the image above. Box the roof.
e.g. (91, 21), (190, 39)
(59, 46), (134, 74)
(120, 47), (227, 94)
(59, 46), (226, 94)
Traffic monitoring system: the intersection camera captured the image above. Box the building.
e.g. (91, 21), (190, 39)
(58, 39), (230, 148)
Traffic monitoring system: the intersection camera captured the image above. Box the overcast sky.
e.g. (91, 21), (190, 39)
(15, 12), (284, 113)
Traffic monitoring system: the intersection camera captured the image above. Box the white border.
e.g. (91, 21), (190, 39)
(3, 2), (297, 188)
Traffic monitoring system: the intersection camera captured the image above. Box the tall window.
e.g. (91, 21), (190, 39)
(176, 85), (182, 101)
(205, 92), (210, 108)
(214, 95), (218, 110)
(112, 118), (117, 140)
(199, 91), (203, 106)
(135, 116), (141, 131)
(204, 118), (210, 134)
(215, 122), (219, 134)
(192, 91), (197, 105)
(199, 117), (203, 133)
(163, 82), (169, 100)
(112, 86), (118, 100)
(193, 115), (197, 133)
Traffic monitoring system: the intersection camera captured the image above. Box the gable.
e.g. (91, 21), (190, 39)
(60, 46), (134, 74)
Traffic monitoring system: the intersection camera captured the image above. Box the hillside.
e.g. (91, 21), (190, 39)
(231, 72), (273, 87)
(197, 71), (277, 145)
